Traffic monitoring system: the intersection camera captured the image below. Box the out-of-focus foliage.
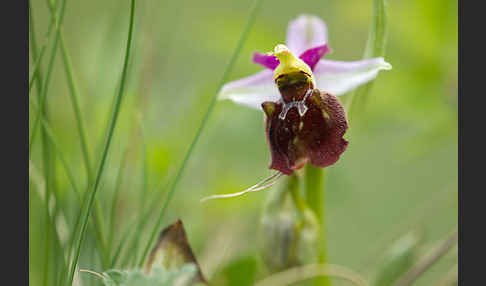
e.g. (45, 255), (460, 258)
(29, 0), (457, 285)
(100, 265), (200, 286)
(373, 230), (422, 286)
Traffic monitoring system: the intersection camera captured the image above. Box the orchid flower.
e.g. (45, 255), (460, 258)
(219, 14), (392, 110)
(203, 15), (391, 201)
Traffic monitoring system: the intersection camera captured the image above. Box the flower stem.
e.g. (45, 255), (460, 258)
(305, 165), (331, 286)
(288, 174), (305, 213)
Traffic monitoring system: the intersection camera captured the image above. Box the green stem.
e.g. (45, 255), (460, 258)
(288, 174), (305, 213)
(66, 0), (136, 284)
(305, 165), (330, 286)
(306, 166), (324, 221)
(137, 0), (265, 267)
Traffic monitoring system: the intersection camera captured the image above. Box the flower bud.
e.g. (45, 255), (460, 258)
(144, 219), (207, 284)
(259, 176), (319, 272)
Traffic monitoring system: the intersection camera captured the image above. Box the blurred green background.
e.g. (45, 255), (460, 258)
(29, 0), (457, 285)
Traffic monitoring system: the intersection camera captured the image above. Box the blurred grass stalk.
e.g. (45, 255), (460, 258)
(28, 1), (55, 94)
(66, 0), (137, 284)
(137, 0), (265, 267)
(393, 230), (458, 286)
(29, 0), (69, 285)
(29, 0), (68, 155)
(308, 1), (388, 285)
(43, 0), (112, 271)
(30, 0), (112, 283)
(346, 0), (388, 120)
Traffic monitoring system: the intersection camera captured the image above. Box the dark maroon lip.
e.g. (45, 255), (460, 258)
(262, 88), (348, 175)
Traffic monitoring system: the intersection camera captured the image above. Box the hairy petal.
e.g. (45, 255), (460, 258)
(298, 44), (331, 70)
(218, 69), (280, 110)
(286, 14), (328, 56)
(313, 57), (392, 95)
(253, 52), (279, 70)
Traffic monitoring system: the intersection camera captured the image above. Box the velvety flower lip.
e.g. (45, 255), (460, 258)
(262, 89), (348, 175)
(218, 14), (392, 110)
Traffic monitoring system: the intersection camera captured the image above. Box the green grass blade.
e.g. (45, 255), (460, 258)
(29, 1), (45, 95)
(108, 150), (129, 259)
(29, 8), (55, 95)
(30, 98), (82, 199)
(120, 177), (170, 268)
(59, 37), (93, 180)
(110, 216), (139, 268)
(44, 0), (111, 269)
(65, 0), (137, 284)
(137, 0), (265, 267)
(44, 0), (93, 182)
(30, 2), (59, 285)
(28, 177), (67, 286)
(346, 0), (388, 118)
(29, 98), (93, 286)
(128, 129), (150, 266)
(29, 0), (69, 156)
(393, 230), (458, 286)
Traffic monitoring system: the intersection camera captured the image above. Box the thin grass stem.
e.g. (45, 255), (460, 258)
(137, 0), (264, 267)
(393, 230), (458, 286)
(30, 2), (58, 285)
(28, 1), (55, 95)
(108, 150), (128, 260)
(29, 0), (69, 156)
(128, 134), (150, 266)
(65, 0), (137, 284)
(121, 178), (170, 267)
(43, 0), (93, 182)
(29, 98), (100, 286)
(59, 37), (93, 180)
(346, 0), (388, 119)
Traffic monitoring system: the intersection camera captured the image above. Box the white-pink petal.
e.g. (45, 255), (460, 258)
(218, 70), (280, 110)
(286, 14), (328, 56)
(313, 57), (392, 96)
